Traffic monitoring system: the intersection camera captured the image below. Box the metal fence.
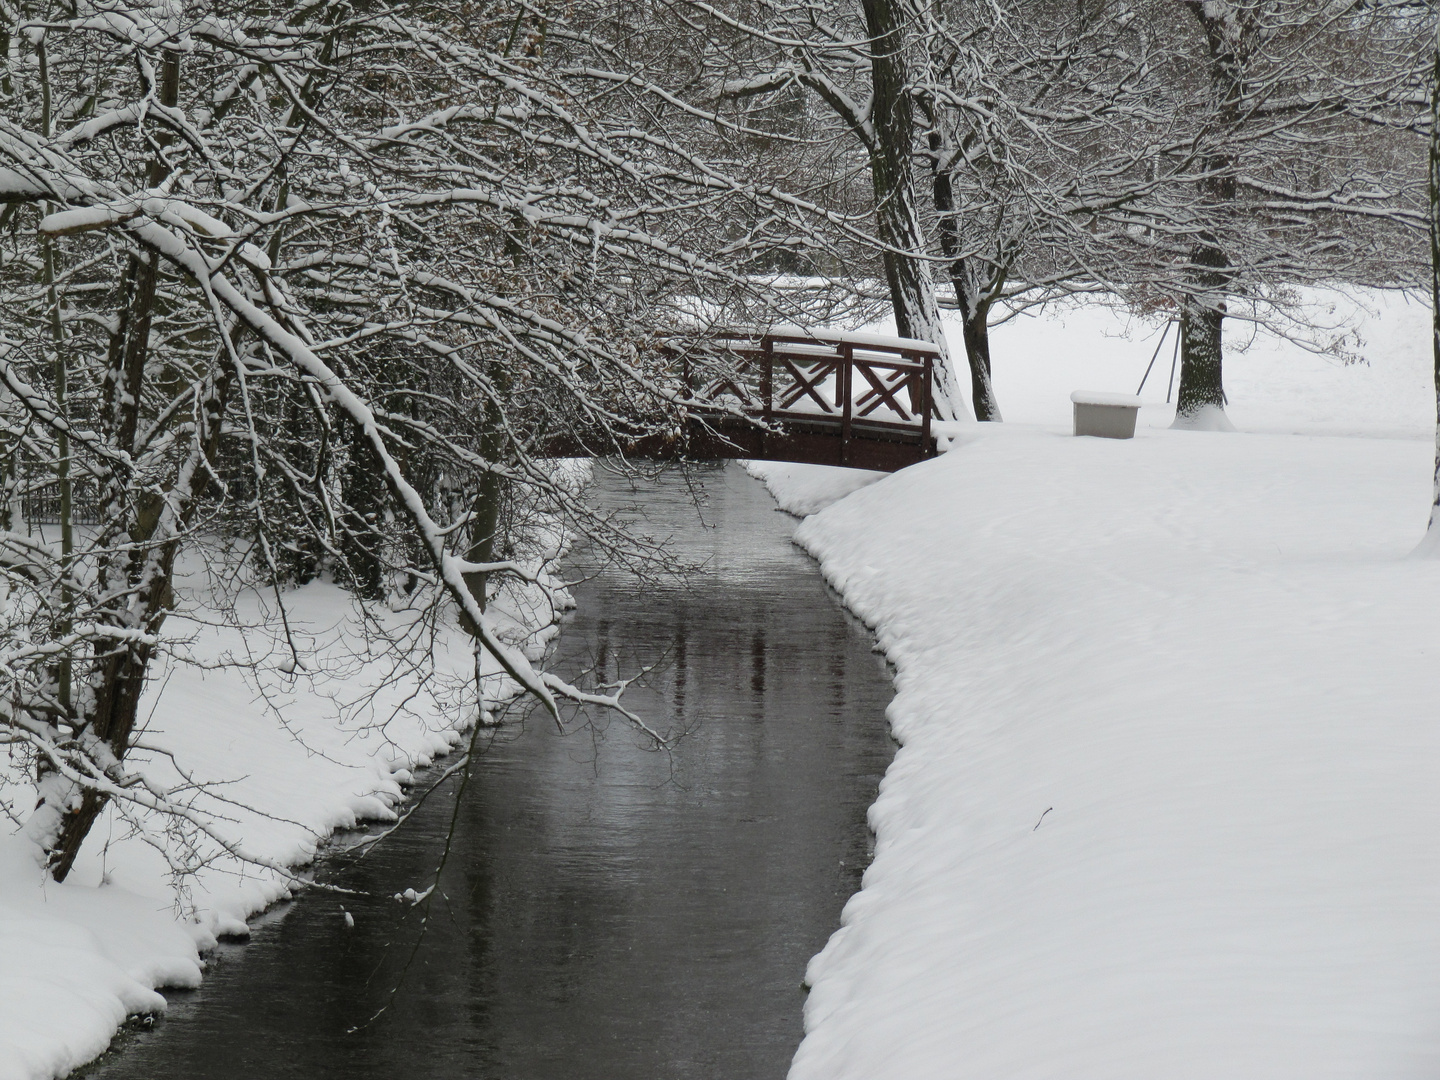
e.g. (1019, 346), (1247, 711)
(18, 470), (105, 527)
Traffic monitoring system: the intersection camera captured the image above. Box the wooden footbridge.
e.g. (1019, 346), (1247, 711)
(558, 330), (943, 473)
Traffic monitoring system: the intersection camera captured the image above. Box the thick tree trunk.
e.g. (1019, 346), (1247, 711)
(462, 471), (504, 619)
(43, 645), (154, 876)
(958, 304), (1001, 422)
(1174, 1), (1246, 429)
(861, 0), (963, 419)
(1173, 235), (1232, 428)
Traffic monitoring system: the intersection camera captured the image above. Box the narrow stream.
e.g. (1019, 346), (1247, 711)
(85, 462), (895, 1080)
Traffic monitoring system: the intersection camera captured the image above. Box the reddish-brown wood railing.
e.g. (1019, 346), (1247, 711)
(695, 331), (940, 457)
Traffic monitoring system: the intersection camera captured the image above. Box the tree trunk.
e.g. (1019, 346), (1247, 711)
(39, 49), (199, 880)
(1424, 22), (1440, 550)
(461, 396), (507, 625)
(44, 362), (233, 880)
(1173, 1), (1245, 428)
(43, 645), (154, 876)
(928, 132), (1002, 421)
(1173, 235), (1232, 428)
(861, 0), (963, 419)
(35, 37), (75, 715)
(340, 417), (388, 600)
(460, 396), (508, 711)
(462, 470), (504, 620)
(958, 302), (1001, 422)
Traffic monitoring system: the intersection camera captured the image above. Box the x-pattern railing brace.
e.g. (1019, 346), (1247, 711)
(776, 356), (841, 414)
(704, 370), (758, 407)
(852, 361), (919, 421)
(683, 330), (941, 464)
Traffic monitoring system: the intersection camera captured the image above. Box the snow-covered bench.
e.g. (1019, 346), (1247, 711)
(1071, 391), (1141, 440)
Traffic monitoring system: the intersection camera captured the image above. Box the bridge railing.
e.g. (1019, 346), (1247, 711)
(687, 331), (941, 449)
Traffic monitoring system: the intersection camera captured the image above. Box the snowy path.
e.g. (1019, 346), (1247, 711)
(760, 424), (1440, 1078)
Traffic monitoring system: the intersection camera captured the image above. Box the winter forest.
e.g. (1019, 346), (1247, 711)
(1, 0), (1439, 1078)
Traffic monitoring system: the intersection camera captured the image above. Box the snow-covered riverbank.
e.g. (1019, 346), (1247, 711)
(0, 571), (563, 1080)
(755, 291), (1440, 1078)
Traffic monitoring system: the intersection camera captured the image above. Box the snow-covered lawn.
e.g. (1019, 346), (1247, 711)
(984, 288), (1433, 438)
(754, 290), (1440, 1078)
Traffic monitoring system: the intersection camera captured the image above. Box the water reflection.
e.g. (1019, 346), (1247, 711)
(86, 462), (895, 1080)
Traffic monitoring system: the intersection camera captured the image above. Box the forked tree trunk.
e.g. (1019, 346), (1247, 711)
(43, 363), (233, 880)
(928, 132), (1002, 421)
(36, 50), (208, 881)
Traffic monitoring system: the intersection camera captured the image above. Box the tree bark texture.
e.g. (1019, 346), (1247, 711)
(928, 132), (1002, 421)
(46, 362), (233, 880)
(1174, 1), (1244, 424)
(1427, 22), (1440, 539)
(340, 417), (388, 600)
(41, 50), (203, 881)
(861, 0), (962, 419)
(461, 394), (508, 627)
(1175, 236), (1229, 419)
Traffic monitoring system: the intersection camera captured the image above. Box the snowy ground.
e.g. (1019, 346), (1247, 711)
(985, 287), (1433, 437)
(0, 564), (564, 1080)
(748, 288), (1440, 1078)
(4, 288), (1433, 1080)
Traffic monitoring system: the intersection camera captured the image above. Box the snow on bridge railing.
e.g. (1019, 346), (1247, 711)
(541, 329), (944, 470)
(682, 329), (942, 451)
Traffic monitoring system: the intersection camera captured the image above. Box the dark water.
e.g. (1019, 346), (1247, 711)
(85, 463), (894, 1080)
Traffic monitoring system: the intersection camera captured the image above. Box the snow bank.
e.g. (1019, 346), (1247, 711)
(769, 290), (1440, 1077)
(0, 842), (203, 1080)
(0, 564), (566, 1078)
(742, 461), (887, 516)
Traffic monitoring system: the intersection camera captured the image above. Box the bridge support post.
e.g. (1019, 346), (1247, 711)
(761, 336), (774, 420)
(922, 354), (933, 456)
(840, 341), (853, 466)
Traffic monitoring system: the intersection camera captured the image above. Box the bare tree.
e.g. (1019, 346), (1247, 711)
(699, 0), (967, 416)
(1141, 0), (1425, 426)
(915, 0), (1164, 421)
(0, 0), (855, 880)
